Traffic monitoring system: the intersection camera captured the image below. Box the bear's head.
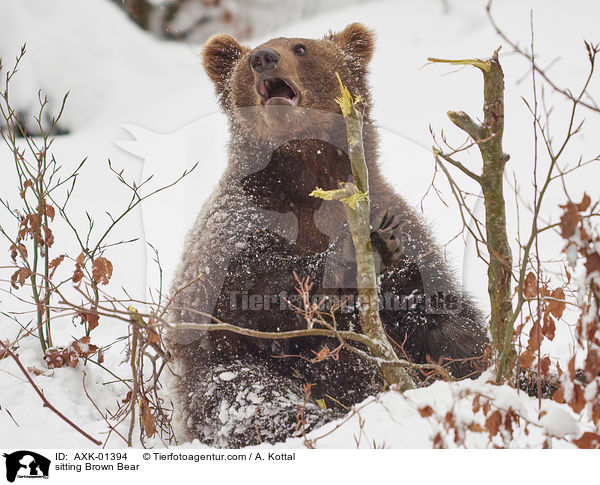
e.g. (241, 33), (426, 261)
(202, 23), (375, 139)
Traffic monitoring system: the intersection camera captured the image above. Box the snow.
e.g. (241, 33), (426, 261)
(0, 0), (599, 449)
(539, 408), (580, 438)
(219, 371), (238, 381)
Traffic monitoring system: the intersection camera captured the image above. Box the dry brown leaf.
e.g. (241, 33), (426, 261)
(482, 400), (491, 416)
(576, 193), (591, 212)
(570, 385), (586, 413)
(523, 272), (538, 298)
(518, 350), (535, 369)
(41, 200), (55, 221)
(76, 252), (86, 266)
(572, 432), (600, 449)
(141, 400), (157, 438)
(504, 409), (516, 435)
(72, 267), (84, 284)
(542, 312), (556, 341)
(467, 422), (484, 433)
(584, 253), (600, 276)
(565, 267), (571, 284)
(590, 403), (600, 426)
(313, 346), (331, 362)
(79, 310), (100, 332)
(527, 322), (541, 351)
(9, 243), (28, 262)
(44, 348), (65, 369)
(552, 387), (565, 404)
(22, 213), (38, 236)
(547, 288), (566, 320)
(559, 203), (579, 238)
(71, 336), (98, 358)
(568, 356), (577, 379)
(146, 327), (160, 345)
(27, 366), (49, 376)
(584, 349), (600, 382)
(11, 267), (31, 289)
(418, 405), (434, 418)
(485, 410), (502, 438)
(444, 411), (454, 426)
(42, 225), (54, 247)
(44, 337), (98, 369)
(20, 180), (34, 199)
(540, 356), (551, 376)
(48, 254), (65, 279)
(92, 257), (113, 285)
(87, 313), (100, 332)
(513, 322), (526, 337)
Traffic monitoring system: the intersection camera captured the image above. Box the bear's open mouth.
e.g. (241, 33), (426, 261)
(257, 77), (300, 106)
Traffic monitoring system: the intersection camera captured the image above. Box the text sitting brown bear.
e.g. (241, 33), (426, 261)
(167, 23), (488, 447)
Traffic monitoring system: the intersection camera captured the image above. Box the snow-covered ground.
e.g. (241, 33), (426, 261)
(0, 0), (599, 449)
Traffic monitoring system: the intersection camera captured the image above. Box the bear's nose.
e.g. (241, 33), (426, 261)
(249, 48), (280, 73)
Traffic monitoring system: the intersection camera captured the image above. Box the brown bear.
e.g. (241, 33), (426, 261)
(166, 23), (487, 447)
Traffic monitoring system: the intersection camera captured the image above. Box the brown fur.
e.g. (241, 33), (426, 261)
(167, 24), (488, 447)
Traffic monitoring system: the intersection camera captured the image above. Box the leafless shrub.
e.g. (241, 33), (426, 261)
(0, 47), (196, 447)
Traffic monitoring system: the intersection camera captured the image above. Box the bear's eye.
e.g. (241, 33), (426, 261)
(293, 44), (306, 56)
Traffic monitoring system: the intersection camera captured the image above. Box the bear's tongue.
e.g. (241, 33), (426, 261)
(260, 78), (298, 106)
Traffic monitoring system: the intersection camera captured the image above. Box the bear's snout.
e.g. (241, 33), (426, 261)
(249, 48), (280, 73)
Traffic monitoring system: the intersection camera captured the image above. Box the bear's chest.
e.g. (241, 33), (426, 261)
(241, 140), (351, 255)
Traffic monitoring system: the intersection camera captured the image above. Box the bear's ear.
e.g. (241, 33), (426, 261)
(202, 34), (248, 94)
(329, 23), (375, 65)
